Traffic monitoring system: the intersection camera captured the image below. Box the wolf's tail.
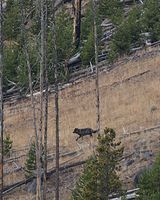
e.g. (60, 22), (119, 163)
(92, 129), (98, 133)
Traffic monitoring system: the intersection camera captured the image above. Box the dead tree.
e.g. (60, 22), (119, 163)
(36, 0), (41, 16)
(19, 1), (41, 199)
(51, 0), (60, 199)
(35, 0), (48, 198)
(42, 0), (48, 199)
(72, 0), (82, 49)
(43, 51), (48, 200)
(0, 0), (3, 199)
(92, 0), (100, 134)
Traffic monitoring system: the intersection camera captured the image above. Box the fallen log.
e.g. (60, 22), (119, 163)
(67, 53), (81, 68)
(2, 160), (86, 196)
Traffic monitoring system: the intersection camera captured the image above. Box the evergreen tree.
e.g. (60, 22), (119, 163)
(72, 128), (124, 200)
(109, 6), (142, 62)
(3, 45), (19, 87)
(3, 0), (21, 40)
(96, 128), (124, 199)
(72, 157), (98, 200)
(138, 154), (160, 200)
(25, 142), (36, 177)
(55, 8), (74, 62)
(99, 0), (123, 24)
(25, 142), (45, 177)
(47, 8), (74, 82)
(81, 0), (102, 65)
(81, 1), (94, 41)
(81, 31), (94, 65)
(141, 0), (160, 42)
(3, 135), (13, 156)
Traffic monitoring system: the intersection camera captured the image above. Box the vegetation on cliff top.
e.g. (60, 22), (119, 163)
(2, 0), (160, 91)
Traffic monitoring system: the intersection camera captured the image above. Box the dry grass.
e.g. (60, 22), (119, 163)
(3, 48), (160, 150)
(2, 48), (160, 197)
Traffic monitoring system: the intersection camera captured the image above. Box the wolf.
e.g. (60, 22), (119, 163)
(73, 128), (98, 141)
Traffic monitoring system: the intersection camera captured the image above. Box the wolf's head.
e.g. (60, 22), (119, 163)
(73, 128), (79, 134)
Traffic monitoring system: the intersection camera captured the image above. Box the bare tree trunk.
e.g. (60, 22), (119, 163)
(19, 1), (41, 199)
(54, 74), (59, 200)
(43, 58), (48, 200)
(0, 0), (3, 199)
(72, 0), (82, 49)
(92, 0), (100, 134)
(51, 0), (60, 199)
(39, 0), (45, 150)
(92, 3), (100, 197)
(43, 0), (48, 199)
(36, 0), (41, 16)
(36, 0), (48, 198)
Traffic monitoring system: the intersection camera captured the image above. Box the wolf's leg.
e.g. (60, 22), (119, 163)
(76, 135), (81, 141)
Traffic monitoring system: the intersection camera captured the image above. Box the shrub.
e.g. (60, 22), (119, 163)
(138, 154), (160, 200)
(3, 135), (13, 156)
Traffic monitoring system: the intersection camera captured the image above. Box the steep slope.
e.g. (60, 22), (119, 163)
(3, 47), (160, 188)
(4, 47), (160, 143)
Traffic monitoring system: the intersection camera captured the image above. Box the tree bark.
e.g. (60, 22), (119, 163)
(0, 0), (3, 199)
(73, 0), (82, 49)
(43, 56), (48, 200)
(43, 0), (48, 198)
(92, 0), (100, 134)
(19, 1), (41, 199)
(37, 0), (48, 198)
(51, 0), (60, 199)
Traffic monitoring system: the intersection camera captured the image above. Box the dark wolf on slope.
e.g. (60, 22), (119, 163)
(73, 128), (98, 141)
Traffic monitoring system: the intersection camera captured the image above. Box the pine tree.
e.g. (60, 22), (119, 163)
(25, 142), (45, 178)
(96, 128), (124, 199)
(72, 157), (98, 200)
(98, 0), (123, 25)
(3, 135), (13, 156)
(72, 128), (124, 200)
(55, 8), (74, 62)
(25, 142), (36, 177)
(109, 6), (142, 62)
(141, 0), (160, 42)
(3, 0), (21, 40)
(138, 154), (160, 200)
(81, 31), (94, 65)
(81, 0), (102, 65)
